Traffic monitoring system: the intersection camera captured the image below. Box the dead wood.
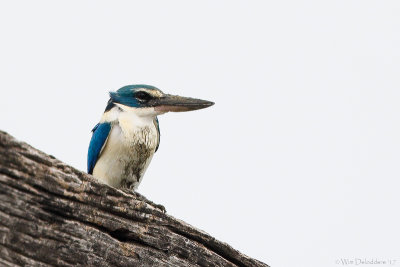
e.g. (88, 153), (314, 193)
(0, 130), (268, 267)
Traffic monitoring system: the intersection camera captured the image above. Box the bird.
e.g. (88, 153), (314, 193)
(87, 84), (214, 191)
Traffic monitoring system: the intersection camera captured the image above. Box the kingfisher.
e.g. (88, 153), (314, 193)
(87, 84), (214, 191)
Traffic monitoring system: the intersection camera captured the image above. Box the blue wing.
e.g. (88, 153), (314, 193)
(87, 122), (112, 174)
(154, 117), (160, 152)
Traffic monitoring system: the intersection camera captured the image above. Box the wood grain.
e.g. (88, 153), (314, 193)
(0, 131), (268, 267)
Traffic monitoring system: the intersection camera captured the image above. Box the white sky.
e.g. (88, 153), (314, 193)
(1, 1), (400, 267)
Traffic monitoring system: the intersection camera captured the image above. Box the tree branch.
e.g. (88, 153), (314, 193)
(0, 130), (268, 267)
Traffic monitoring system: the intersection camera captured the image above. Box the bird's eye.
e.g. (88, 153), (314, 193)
(135, 91), (152, 102)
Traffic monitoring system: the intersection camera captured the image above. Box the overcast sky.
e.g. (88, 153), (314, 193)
(1, 1), (400, 267)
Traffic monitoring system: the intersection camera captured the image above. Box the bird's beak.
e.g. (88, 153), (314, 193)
(152, 94), (214, 112)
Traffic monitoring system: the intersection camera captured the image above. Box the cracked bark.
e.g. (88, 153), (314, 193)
(0, 131), (268, 267)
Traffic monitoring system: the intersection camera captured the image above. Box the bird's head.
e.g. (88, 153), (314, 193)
(107, 84), (214, 116)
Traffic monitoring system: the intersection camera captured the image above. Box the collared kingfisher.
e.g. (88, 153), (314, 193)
(87, 84), (214, 191)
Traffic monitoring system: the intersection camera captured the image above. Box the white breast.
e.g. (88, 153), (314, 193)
(92, 106), (159, 190)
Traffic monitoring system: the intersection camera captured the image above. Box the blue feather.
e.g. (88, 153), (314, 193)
(87, 122), (112, 174)
(154, 117), (160, 152)
(109, 84), (159, 108)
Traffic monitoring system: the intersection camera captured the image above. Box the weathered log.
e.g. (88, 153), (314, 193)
(0, 130), (268, 267)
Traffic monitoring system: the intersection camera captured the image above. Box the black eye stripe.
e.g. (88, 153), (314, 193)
(135, 91), (152, 102)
